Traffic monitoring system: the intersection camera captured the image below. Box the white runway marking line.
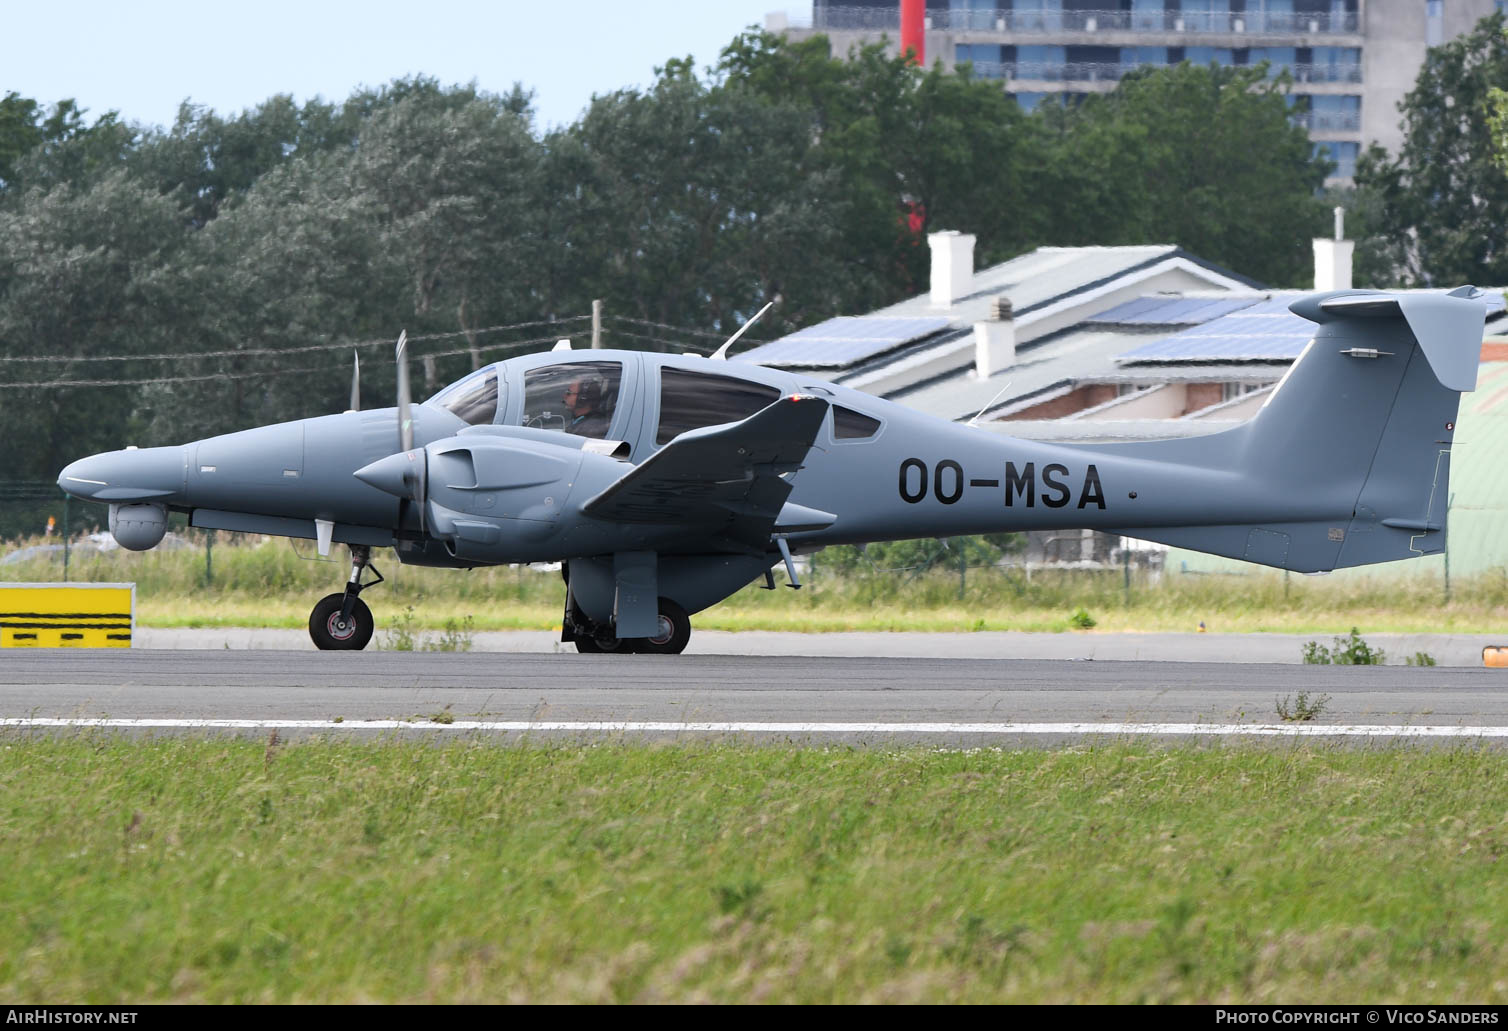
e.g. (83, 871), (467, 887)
(3, 718), (1508, 738)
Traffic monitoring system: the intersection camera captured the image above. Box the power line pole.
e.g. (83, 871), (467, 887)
(592, 299), (603, 349)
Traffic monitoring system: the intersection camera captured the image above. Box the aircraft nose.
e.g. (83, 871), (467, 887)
(353, 450), (423, 500)
(57, 446), (188, 502)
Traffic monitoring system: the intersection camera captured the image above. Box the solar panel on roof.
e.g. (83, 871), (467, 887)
(1091, 296), (1259, 327)
(1116, 296), (1314, 363)
(735, 315), (954, 368)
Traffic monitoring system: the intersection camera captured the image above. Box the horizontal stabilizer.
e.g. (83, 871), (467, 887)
(1297, 289), (1487, 392)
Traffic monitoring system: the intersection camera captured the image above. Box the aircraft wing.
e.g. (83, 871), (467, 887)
(580, 394), (829, 550)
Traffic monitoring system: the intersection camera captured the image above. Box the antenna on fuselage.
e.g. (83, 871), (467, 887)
(710, 301), (775, 360)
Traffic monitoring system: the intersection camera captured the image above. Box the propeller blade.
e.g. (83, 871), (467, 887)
(392, 330), (426, 534)
(350, 350), (360, 412)
(396, 330), (412, 453)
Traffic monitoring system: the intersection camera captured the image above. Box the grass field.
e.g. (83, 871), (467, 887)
(2, 737), (1506, 1003)
(5, 535), (1508, 635)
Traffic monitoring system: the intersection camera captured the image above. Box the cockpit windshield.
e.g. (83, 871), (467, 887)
(426, 367), (500, 426)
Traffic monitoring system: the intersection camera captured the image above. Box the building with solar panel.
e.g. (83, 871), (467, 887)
(733, 228), (1508, 567)
(765, 0), (1502, 181)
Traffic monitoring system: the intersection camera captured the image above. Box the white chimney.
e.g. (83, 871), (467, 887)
(973, 295), (1015, 379)
(1313, 205), (1354, 291)
(928, 230), (976, 308)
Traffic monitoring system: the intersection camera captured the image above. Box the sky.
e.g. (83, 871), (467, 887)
(5, 1), (798, 133)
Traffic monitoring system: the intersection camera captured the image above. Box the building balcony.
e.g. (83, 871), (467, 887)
(973, 60), (1361, 84)
(1289, 110), (1362, 131)
(809, 7), (1361, 36)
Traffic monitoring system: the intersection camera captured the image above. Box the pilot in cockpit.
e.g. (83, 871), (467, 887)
(563, 375), (611, 437)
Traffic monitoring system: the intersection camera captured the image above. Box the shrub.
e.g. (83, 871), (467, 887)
(1302, 628), (1384, 665)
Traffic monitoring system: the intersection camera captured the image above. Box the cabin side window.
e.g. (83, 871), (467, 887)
(656, 368), (781, 445)
(521, 361), (624, 438)
(833, 405), (881, 440)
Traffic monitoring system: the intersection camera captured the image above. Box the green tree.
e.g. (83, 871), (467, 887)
(1359, 13), (1508, 286)
(349, 87), (545, 371)
(0, 93), (134, 197)
(546, 57), (858, 339)
(134, 83), (550, 441)
(1041, 63), (1330, 286)
(128, 95), (358, 228)
(132, 151), (393, 441)
(0, 172), (189, 484)
(719, 31), (1043, 299)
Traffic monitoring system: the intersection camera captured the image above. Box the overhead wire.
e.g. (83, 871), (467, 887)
(0, 333), (569, 390)
(0, 315), (591, 364)
(0, 311), (772, 390)
(603, 328), (720, 354)
(607, 313), (770, 345)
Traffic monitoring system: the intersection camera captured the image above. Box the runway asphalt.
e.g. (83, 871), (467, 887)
(3, 648), (1506, 745)
(134, 627), (1508, 666)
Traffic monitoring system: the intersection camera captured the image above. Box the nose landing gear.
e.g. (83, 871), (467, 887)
(308, 545), (384, 650)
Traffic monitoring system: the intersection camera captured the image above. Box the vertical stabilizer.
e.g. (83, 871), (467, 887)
(1102, 289), (1485, 571)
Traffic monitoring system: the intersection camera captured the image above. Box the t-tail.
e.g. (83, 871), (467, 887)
(1095, 287), (1486, 572)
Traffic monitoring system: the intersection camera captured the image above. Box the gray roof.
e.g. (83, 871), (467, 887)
(886, 323), (1286, 425)
(1087, 295), (1261, 326)
(891, 288), (1508, 428)
(867, 245), (1258, 325)
(737, 245), (1262, 383)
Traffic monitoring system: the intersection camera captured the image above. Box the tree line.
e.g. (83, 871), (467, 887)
(1, 29), (1351, 492)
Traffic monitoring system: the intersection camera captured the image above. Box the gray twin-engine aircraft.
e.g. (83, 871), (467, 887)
(59, 288), (1486, 654)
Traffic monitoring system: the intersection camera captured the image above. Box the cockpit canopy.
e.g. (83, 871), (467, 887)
(424, 353), (883, 450)
(425, 361), (630, 439)
(427, 368), (499, 426)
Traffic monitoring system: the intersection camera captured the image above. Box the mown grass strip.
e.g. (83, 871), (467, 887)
(2, 737), (1507, 1003)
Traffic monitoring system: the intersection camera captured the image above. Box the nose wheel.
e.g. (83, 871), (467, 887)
(308, 545), (383, 650)
(309, 593), (374, 650)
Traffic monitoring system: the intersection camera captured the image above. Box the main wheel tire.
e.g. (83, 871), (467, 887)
(574, 633), (627, 654)
(636, 598), (691, 655)
(309, 593), (374, 651)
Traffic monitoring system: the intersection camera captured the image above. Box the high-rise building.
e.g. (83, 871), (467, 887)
(767, 0), (1502, 181)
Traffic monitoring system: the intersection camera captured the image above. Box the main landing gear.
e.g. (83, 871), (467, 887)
(565, 595), (692, 655)
(308, 545), (384, 650)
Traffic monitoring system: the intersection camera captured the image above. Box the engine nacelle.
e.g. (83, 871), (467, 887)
(109, 502), (168, 551)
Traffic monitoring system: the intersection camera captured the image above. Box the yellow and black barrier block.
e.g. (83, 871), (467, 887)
(0, 583), (135, 648)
